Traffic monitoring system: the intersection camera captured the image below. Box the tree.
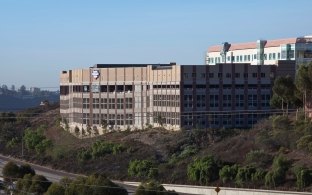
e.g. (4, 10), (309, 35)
(74, 126), (80, 137)
(187, 156), (219, 185)
(2, 161), (20, 182)
(128, 160), (157, 179)
(28, 174), (51, 194)
(156, 115), (165, 127)
(272, 76), (296, 115)
(45, 183), (65, 195)
(23, 127), (52, 155)
(295, 64), (312, 115)
(19, 164), (35, 178)
(65, 174), (127, 195)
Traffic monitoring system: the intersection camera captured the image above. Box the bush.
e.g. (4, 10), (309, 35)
(187, 156), (219, 185)
(265, 155), (290, 187)
(45, 183), (65, 195)
(235, 166), (256, 186)
(16, 174), (51, 194)
(65, 174), (127, 195)
(296, 135), (312, 152)
(135, 181), (178, 195)
(76, 141), (125, 161)
(128, 160), (157, 179)
(219, 164), (238, 183)
(251, 168), (266, 183)
(293, 166), (312, 189)
(245, 150), (272, 168)
(2, 161), (20, 182)
(23, 127), (53, 155)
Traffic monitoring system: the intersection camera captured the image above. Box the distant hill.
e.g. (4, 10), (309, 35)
(0, 94), (59, 112)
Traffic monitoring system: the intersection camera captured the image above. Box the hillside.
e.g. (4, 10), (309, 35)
(1, 105), (312, 191)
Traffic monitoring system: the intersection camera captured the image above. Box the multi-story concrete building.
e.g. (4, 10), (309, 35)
(60, 62), (294, 134)
(206, 35), (312, 66)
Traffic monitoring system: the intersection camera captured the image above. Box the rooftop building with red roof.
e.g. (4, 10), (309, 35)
(206, 35), (312, 66)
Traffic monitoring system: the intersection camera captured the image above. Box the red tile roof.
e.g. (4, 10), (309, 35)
(208, 37), (298, 53)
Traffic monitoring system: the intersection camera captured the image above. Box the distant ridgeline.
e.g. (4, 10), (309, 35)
(0, 85), (59, 112)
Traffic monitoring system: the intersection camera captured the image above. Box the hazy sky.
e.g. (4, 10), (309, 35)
(1, 0), (312, 89)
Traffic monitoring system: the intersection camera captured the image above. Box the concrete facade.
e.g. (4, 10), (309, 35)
(60, 62), (295, 134)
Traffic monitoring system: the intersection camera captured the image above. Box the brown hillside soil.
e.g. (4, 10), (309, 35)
(3, 105), (312, 191)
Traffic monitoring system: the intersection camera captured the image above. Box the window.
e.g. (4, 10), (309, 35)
(252, 73), (257, 78)
(117, 98), (124, 109)
(264, 54), (267, 60)
(101, 98), (107, 109)
(278, 52), (281, 59)
(209, 73), (214, 78)
(261, 73), (265, 78)
(248, 55), (251, 61)
(125, 98), (133, 109)
(184, 73), (189, 78)
(273, 53), (276, 60)
(227, 56), (231, 62)
(269, 53), (272, 60)
(201, 73), (206, 78)
(235, 94), (244, 107)
(254, 54), (257, 60)
(83, 98), (89, 109)
(236, 56), (239, 62)
(109, 98), (115, 109)
(235, 73), (240, 78)
(248, 95), (258, 107)
(218, 73), (223, 78)
(83, 85), (90, 92)
(223, 95), (231, 107)
(192, 73), (196, 78)
(240, 55), (242, 62)
(93, 114), (99, 124)
(243, 73), (248, 78)
(209, 95), (219, 107)
(244, 55), (247, 61)
(93, 98), (99, 109)
(226, 73), (231, 78)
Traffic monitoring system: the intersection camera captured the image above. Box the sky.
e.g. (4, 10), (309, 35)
(0, 0), (312, 90)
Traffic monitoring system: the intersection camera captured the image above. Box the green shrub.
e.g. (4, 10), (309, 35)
(219, 164), (238, 183)
(135, 181), (178, 195)
(128, 160), (157, 179)
(245, 150), (272, 168)
(187, 156), (219, 185)
(251, 168), (266, 183)
(235, 166), (256, 186)
(265, 155), (290, 187)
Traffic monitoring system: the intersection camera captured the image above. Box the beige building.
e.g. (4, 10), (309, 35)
(206, 35), (312, 66)
(60, 62), (295, 135)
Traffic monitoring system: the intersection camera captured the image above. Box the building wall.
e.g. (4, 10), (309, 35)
(60, 62), (295, 135)
(180, 64), (274, 129)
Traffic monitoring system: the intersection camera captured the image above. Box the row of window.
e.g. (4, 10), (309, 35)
(183, 83), (271, 90)
(153, 111), (180, 125)
(184, 94), (271, 108)
(183, 72), (267, 79)
(207, 52), (283, 64)
(182, 114), (268, 126)
(83, 113), (133, 125)
(83, 98), (133, 109)
(153, 95), (180, 107)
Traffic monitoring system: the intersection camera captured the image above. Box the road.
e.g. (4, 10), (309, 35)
(0, 154), (192, 195)
(0, 154), (138, 194)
